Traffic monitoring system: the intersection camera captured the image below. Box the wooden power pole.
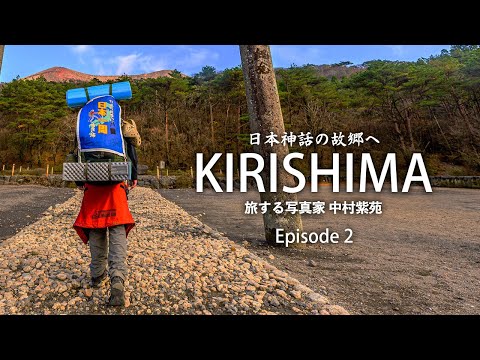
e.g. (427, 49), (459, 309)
(0, 45), (5, 78)
(239, 45), (303, 246)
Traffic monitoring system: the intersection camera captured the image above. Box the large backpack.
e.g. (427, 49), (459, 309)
(63, 82), (134, 182)
(76, 95), (126, 163)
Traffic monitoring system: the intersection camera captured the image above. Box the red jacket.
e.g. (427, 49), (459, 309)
(73, 182), (135, 244)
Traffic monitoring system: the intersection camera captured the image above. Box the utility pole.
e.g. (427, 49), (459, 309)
(240, 45), (303, 246)
(0, 45), (5, 78)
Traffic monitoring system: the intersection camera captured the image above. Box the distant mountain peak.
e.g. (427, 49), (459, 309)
(22, 67), (178, 82)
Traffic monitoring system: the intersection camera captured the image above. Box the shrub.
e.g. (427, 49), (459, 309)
(174, 173), (193, 188)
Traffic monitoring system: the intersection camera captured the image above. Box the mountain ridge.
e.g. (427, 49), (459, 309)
(22, 64), (362, 83)
(22, 66), (177, 82)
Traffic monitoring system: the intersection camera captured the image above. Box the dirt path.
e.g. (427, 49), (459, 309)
(0, 185), (74, 242)
(160, 186), (480, 314)
(0, 186), (347, 315)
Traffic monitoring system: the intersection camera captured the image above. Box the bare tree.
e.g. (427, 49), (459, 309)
(240, 45), (303, 246)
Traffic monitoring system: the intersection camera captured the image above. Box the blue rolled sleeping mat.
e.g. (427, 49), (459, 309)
(66, 81), (132, 108)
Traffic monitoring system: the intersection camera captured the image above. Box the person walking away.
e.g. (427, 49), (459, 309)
(73, 119), (141, 306)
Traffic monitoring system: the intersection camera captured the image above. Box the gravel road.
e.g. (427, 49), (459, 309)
(0, 185), (74, 242)
(161, 186), (480, 315)
(2, 183), (478, 315)
(0, 186), (347, 315)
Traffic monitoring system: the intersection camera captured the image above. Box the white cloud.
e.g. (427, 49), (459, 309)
(71, 46), (220, 75)
(137, 55), (168, 73)
(174, 47), (220, 71)
(270, 45), (325, 67)
(96, 53), (169, 75)
(107, 47), (219, 75)
(113, 54), (141, 75)
(70, 45), (93, 55)
(69, 45), (95, 65)
(386, 45), (406, 56)
(92, 57), (107, 75)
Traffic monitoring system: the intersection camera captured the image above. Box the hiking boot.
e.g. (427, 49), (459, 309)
(91, 271), (108, 288)
(108, 276), (125, 306)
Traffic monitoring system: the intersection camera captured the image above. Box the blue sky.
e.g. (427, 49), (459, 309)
(0, 45), (450, 82)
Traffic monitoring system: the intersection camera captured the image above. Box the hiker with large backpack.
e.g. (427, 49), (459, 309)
(63, 81), (141, 306)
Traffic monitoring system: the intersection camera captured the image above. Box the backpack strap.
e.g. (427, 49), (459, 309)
(84, 88), (90, 102)
(84, 162), (89, 182)
(108, 160), (112, 181)
(73, 132), (79, 155)
(73, 121), (80, 163)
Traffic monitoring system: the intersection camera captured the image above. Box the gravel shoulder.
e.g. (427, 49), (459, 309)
(160, 186), (480, 315)
(0, 186), (347, 315)
(0, 185), (74, 242)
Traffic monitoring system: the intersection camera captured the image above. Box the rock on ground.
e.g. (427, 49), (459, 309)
(0, 187), (348, 315)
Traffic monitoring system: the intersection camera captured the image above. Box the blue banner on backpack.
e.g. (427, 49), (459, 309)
(77, 95), (125, 157)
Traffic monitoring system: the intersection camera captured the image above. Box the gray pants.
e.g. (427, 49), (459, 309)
(88, 225), (127, 281)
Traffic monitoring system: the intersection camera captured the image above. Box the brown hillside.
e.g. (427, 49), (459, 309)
(23, 66), (177, 82)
